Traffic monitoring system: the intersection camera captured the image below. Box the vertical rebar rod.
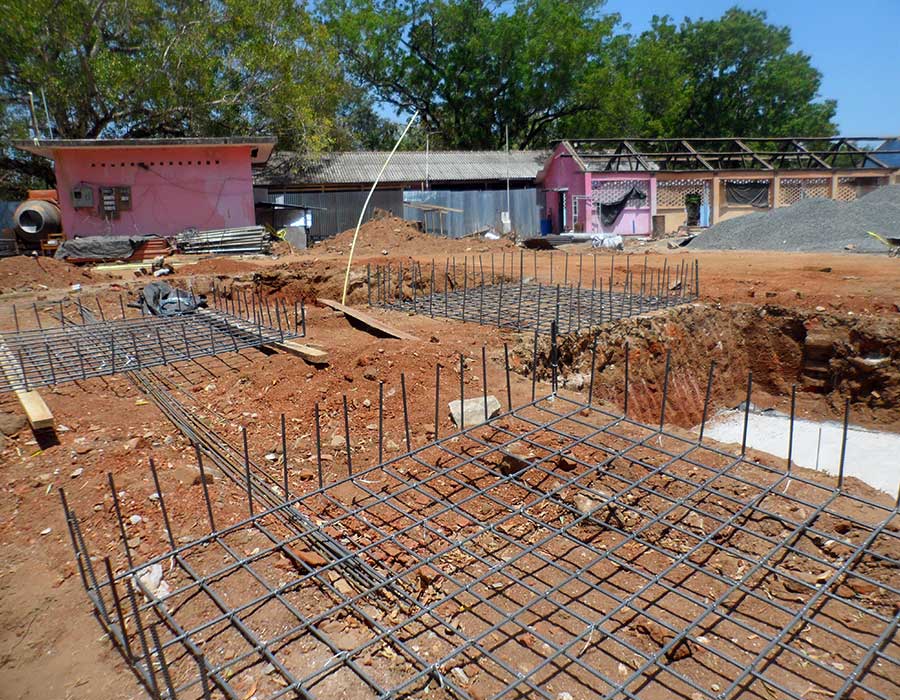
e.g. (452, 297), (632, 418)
(698, 362), (716, 443)
(342, 394), (353, 476)
(434, 365), (441, 440)
(459, 354), (465, 430)
(504, 343), (512, 411)
(659, 350), (672, 429)
(107, 472), (133, 568)
(838, 398), (850, 489)
(314, 403), (323, 489)
(194, 446), (216, 531)
(401, 374), (411, 451)
(481, 345), (488, 419)
(242, 426), (253, 515)
(741, 372), (753, 456)
(787, 385), (797, 473)
(281, 413), (289, 500)
(148, 457), (176, 550)
(378, 382), (384, 465)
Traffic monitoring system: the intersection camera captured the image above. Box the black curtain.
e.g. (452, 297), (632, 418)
(725, 181), (770, 208)
(599, 185), (647, 226)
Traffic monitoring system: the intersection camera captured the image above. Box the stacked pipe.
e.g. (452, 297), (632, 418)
(175, 225), (271, 255)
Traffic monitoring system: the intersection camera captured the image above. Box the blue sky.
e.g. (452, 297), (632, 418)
(603, 0), (900, 136)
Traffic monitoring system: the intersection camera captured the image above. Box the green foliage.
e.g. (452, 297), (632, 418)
(318, 0), (624, 148)
(0, 1), (840, 194)
(0, 0), (352, 190)
(620, 8), (838, 138)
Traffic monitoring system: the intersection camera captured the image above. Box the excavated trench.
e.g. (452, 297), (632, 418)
(518, 302), (900, 432)
(204, 265), (900, 435)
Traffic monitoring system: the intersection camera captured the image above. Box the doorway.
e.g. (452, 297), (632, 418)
(558, 190), (568, 232)
(685, 193), (701, 226)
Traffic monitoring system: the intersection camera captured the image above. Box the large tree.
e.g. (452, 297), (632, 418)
(319, 0), (628, 149)
(0, 0), (352, 195)
(622, 9), (838, 138)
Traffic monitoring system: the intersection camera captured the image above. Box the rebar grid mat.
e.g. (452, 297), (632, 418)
(0, 287), (305, 393)
(62, 394), (899, 700)
(368, 252), (700, 335)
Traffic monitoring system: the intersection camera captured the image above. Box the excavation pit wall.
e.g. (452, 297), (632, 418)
(516, 302), (900, 432)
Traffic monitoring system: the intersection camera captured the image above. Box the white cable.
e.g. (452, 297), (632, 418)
(340, 110), (419, 304)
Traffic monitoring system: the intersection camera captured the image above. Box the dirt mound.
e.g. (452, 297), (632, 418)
(0, 255), (98, 293)
(316, 215), (516, 256)
(183, 256), (263, 277)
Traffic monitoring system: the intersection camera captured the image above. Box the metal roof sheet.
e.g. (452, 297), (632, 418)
(256, 150), (548, 186)
(14, 137), (277, 164)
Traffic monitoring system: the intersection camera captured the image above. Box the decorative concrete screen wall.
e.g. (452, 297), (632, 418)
(778, 178), (830, 206)
(589, 174), (654, 235)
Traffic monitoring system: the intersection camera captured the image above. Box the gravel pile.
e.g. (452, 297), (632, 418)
(690, 185), (900, 252)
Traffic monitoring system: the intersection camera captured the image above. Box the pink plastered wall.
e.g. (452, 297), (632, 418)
(52, 145), (257, 238)
(589, 172), (655, 236)
(539, 143), (586, 233)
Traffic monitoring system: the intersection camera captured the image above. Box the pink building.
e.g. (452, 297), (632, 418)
(13, 137), (275, 238)
(536, 141), (656, 236)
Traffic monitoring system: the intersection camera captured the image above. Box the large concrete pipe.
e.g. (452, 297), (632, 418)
(14, 199), (61, 243)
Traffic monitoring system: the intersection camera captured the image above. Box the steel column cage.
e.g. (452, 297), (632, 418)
(367, 252), (700, 335)
(61, 339), (899, 700)
(563, 137), (900, 172)
(0, 287), (306, 393)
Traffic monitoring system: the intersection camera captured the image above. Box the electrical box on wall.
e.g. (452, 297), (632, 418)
(71, 184), (94, 209)
(99, 187), (118, 218)
(115, 186), (132, 211)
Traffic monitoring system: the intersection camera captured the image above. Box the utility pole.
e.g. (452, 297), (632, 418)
(505, 125), (510, 213)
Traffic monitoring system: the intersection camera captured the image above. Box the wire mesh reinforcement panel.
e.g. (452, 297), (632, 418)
(64, 392), (899, 700)
(0, 299), (304, 393)
(370, 257), (700, 335)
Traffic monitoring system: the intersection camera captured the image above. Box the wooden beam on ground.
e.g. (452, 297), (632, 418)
(274, 340), (328, 365)
(14, 389), (54, 430)
(318, 298), (420, 341)
(197, 308), (328, 365)
(0, 343), (54, 430)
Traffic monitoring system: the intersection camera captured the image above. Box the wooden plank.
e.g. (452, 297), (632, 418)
(318, 298), (420, 341)
(197, 309), (328, 364)
(275, 340), (328, 365)
(15, 389), (54, 430)
(0, 343), (54, 430)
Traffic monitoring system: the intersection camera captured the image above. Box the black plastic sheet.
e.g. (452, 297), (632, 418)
(135, 282), (206, 316)
(54, 235), (155, 261)
(725, 181), (770, 208)
(599, 186), (647, 226)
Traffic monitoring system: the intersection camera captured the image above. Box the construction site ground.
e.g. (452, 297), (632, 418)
(0, 219), (898, 699)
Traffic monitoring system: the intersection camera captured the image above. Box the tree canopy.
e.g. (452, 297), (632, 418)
(622, 9), (838, 138)
(0, 0), (352, 194)
(0, 1), (839, 195)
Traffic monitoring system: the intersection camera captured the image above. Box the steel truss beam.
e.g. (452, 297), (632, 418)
(565, 136), (900, 172)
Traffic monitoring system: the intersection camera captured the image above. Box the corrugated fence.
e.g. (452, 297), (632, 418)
(264, 188), (541, 242)
(403, 188), (540, 239)
(272, 190), (404, 244)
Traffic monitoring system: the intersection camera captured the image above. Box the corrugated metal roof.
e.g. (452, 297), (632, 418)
(256, 150), (548, 186)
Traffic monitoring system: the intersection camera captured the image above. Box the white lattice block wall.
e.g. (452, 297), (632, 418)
(591, 179), (650, 206)
(656, 179), (710, 209)
(778, 178), (829, 206)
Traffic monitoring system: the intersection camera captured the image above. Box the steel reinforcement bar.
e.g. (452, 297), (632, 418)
(61, 336), (898, 700)
(368, 251), (700, 334)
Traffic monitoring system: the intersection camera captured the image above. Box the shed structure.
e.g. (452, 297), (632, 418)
(13, 137), (276, 239)
(254, 150), (547, 242)
(537, 138), (900, 236)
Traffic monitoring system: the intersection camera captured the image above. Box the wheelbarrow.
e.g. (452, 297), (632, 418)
(867, 231), (900, 257)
